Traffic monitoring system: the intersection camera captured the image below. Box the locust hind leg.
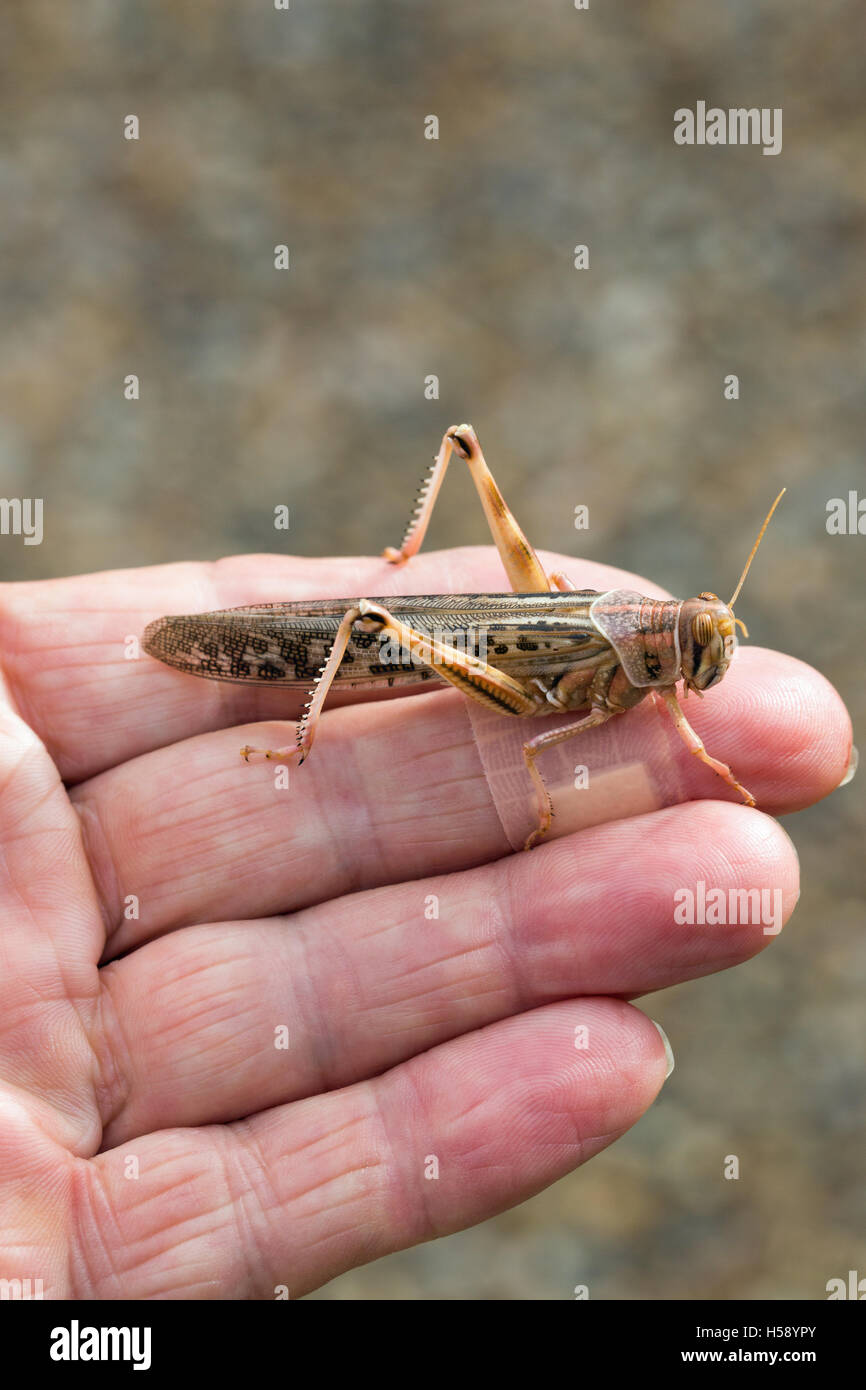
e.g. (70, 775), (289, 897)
(351, 601), (543, 715)
(239, 743), (297, 764)
(241, 598), (543, 765)
(658, 687), (756, 806)
(240, 603), (368, 764)
(384, 424), (553, 593)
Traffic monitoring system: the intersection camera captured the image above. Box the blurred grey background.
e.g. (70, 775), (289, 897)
(0, 0), (863, 1298)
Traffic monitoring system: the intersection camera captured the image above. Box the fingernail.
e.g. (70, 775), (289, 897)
(650, 1019), (675, 1080)
(838, 745), (858, 789)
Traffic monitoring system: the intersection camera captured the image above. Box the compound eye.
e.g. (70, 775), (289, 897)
(692, 612), (714, 645)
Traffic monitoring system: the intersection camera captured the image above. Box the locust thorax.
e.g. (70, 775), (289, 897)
(678, 593), (738, 692)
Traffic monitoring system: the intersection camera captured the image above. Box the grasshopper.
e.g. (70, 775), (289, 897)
(143, 425), (784, 850)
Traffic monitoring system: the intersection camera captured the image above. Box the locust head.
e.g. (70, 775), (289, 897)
(677, 488), (785, 697)
(679, 594), (739, 693)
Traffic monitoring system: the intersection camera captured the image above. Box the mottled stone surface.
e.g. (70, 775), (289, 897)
(0, 1), (862, 1299)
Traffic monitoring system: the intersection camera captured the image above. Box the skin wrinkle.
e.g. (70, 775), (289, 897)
(146, 931), (266, 1016)
(524, 890), (593, 1003)
(240, 1100), (374, 1169)
(73, 797), (122, 938)
(347, 870), (516, 1017)
(679, 813), (797, 909)
(145, 965), (250, 1042)
(82, 1106), (393, 1297)
(109, 1151), (231, 1247)
(365, 970), (506, 1040)
(77, 791), (156, 945)
(68, 1151), (128, 1299)
(142, 811), (264, 885)
(660, 812), (782, 910)
(153, 816), (268, 880)
(87, 750), (312, 945)
(153, 1019), (269, 1109)
(555, 1015), (654, 1134)
(433, 1081), (510, 1134)
(291, 913), (350, 1098)
(0, 816), (87, 871)
(116, 1221), (230, 1295)
(257, 721), (372, 904)
(343, 898), (414, 948)
(395, 1017), (617, 1206)
(216, 1121), (287, 1297)
(91, 970), (144, 1138)
(481, 856), (531, 1016)
(253, 1155), (390, 1228)
(142, 757), (262, 835)
(158, 823), (273, 886)
(381, 946), (507, 1023)
(360, 958), (506, 1045)
(370, 694), (497, 850)
(394, 749), (479, 788)
(373, 933), (500, 995)
(142, 767), (237, 827)
(382, 780), (487, 837)
(224, 1105), (393, 1285)
(327, 717), (390, 897)
(371, 1061), (445, 1251)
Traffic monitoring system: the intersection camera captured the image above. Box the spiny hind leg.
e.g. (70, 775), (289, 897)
(351, 601), (542, 715)
(240, 603), (369, 765)
(241, 597), (542, 765)
(384, 424), (552, 593)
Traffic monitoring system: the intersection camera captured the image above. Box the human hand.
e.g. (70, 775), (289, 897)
(0, 547), (851, 1298)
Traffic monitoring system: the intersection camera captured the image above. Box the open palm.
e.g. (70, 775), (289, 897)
(0, 546), (850, 1298)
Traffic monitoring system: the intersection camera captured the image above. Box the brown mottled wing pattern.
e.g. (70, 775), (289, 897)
(142, 591), (611, 690)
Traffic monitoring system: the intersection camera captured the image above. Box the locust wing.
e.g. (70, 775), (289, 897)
(142, 591), (610, 689)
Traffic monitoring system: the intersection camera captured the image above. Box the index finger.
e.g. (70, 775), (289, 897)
(0, 547), (661, 781)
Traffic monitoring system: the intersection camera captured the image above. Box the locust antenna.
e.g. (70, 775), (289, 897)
(728, 488), (786, 610)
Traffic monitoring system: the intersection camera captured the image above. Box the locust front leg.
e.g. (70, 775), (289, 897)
(658, 686), (756, 806)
